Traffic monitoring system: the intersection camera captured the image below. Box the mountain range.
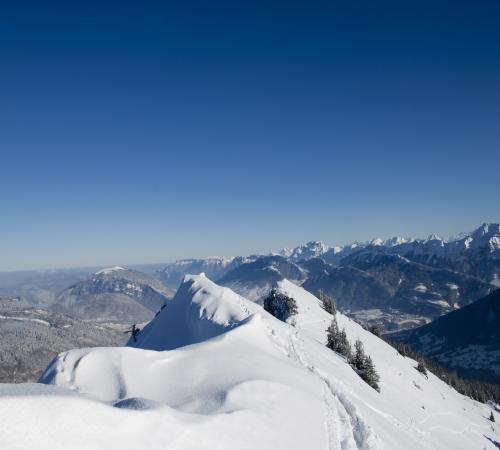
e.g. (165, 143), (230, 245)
(155, 223), (499, 330)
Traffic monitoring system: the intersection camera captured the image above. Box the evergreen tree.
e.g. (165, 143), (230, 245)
(263, 288), (298, 322)
(337, 328), (352, 361)
(351, 339), (380, 391)
(318, 289), (336, 315)
(490, 411), (495, 422)
(326, 316), (339, 351)
(368, 325), (381, 337)
(363, 355), (381, 392)
(353, 339), (366, 371)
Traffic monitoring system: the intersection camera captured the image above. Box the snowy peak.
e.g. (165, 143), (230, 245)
(472, 222), (500, 239)
(282, 240), (331, 261)
(469, 223), (500, 251)
(424, 233), (444, 244)
(128, 273), (261, 351)
(370, 238), (384, 246)
(383, 236), (414, 247)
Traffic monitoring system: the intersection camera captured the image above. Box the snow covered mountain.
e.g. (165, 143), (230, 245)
(55, 267), (170, 323)
(390, 288), (500, 383)
(342, 223), (500, 284)
(280, 240), (332, 261)
(210, 223), (499, 330)
(2, 275), (497, 449)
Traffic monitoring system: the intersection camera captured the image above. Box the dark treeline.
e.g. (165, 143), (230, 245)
(383, 338), (500, 405)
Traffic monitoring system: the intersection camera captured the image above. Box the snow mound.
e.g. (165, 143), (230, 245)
(2, 276), (499, 449)
(127, 273), (263, 350)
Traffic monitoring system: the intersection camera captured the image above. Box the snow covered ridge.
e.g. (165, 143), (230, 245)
(0, 275), (495, 449)
(95, 266), (126, 275)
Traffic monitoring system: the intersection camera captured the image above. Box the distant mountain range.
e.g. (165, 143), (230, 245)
(0, 222), (498, 388)
(155, 223), (499, 330)
(389, 288), (500, 383)
(0, 223), (498, 331)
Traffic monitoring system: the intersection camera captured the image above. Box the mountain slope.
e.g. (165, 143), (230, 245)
(305, 253), (493, 330)
(0, 296), (125, 382)
(3, 275), (494, 449)
(390, 288), (500, 383)
(55, 267), (169, 323)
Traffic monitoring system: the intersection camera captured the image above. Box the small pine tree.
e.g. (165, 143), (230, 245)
(318, 289), (336, 315)
(337, 328), (352, 361)
(368, 325), (381, 337)
(490, 411), (495, 422)
(353, 339), (366, 371)
(417, 360), (428, 377)
(363, 355), (381, 392)
(326, 316), (339, 351)
(351, 339), (380, 391)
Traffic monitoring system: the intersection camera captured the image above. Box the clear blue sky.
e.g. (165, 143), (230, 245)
(1, 1), (499, 271)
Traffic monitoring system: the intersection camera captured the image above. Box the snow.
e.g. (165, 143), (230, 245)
(95, 266), (127, 275)
(0, 275), (499, 449)
(0, 314), (51, 326)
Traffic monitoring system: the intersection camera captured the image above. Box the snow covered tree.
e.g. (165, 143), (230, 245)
(318, 290), (336, 315)
(368, 325), (381, 337)
(263, 288), (298, 322)
(326, 316), (339, 351)
(326, 316), (352, 360)
(352, 338), (380, 392)
(337, 328), (352, 361)
(490, 411), (495, 422)
(417, 360), (428, 377)
(353, 339), (366, 371)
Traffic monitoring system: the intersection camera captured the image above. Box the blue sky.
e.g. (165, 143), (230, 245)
(1, 1), (499, 271)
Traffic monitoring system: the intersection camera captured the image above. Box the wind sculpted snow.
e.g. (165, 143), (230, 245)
(0, 274), (498, 449)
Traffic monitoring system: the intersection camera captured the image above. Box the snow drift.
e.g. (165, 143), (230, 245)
(0, 274), (498, 449)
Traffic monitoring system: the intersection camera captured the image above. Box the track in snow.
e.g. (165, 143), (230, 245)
(233, 294), (377, 450)
(288, 331), (361, 450)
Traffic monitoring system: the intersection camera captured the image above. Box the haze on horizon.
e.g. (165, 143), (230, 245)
(1, 1), (499, 271)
